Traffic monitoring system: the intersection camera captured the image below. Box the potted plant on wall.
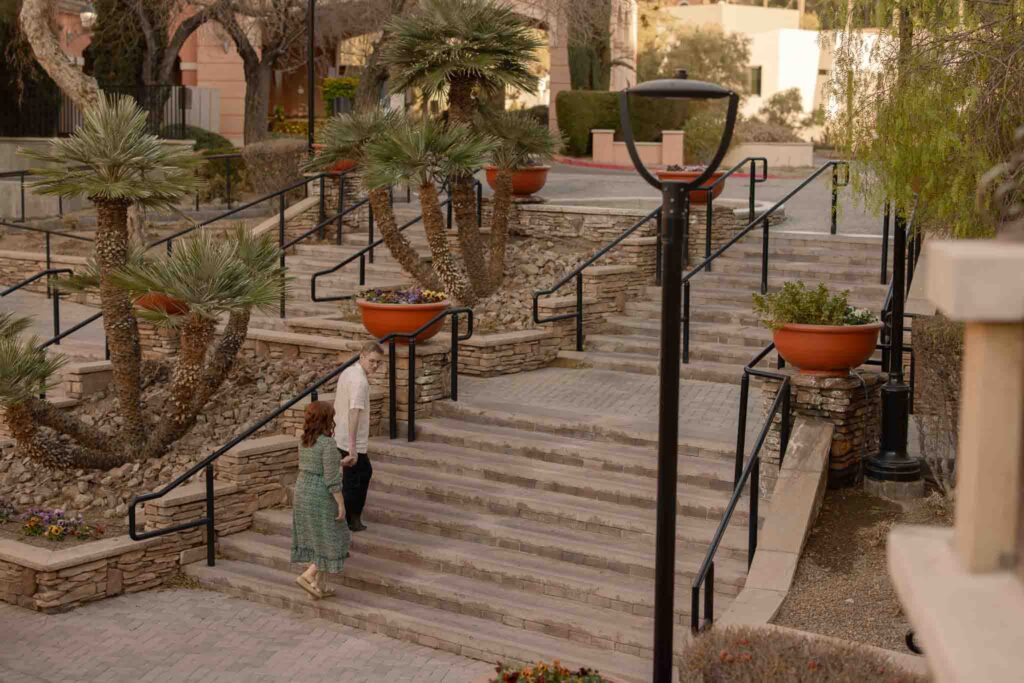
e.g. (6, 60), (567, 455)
(310, 114), (361, 173)
(656, 164), (725, 204)
(483, 110), (561, 198)
(753, 281), (881, 377)
(356, 287), (450, 343)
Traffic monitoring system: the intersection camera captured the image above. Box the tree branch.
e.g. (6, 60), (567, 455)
(20, 0), (101, 109)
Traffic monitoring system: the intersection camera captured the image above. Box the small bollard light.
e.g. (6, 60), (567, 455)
(619, 68), (739, 683)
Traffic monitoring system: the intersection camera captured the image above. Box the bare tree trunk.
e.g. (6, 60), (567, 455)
(419, 183), (476, 305)
(20, 0), (101, 108)
(94, 200), (146, 450)
(354, 0), (413, 113)
(368, 188), (441, 289)
(243, 61), (274, 144)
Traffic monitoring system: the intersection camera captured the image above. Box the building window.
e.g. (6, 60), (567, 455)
(748, 66), (763, 97)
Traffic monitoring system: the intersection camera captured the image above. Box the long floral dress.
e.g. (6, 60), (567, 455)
(291, 434), (351, 572)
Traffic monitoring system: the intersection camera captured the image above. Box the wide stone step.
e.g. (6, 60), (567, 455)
(555, 350), (744, 385)
(623, 303), (765, 327)
(431, 399), (736, 462)
(360, 488), (753, 571)
(604, 316), (772, 348)
(406, 417), (736, 491)
(684, 273), (889, 298)
(716, 243), (891, 269)
(251, 509), (745, 611)
(642, 284), (885, 309)
(755, 230), (888, 250)
(370, 459), (754, 536)
(219, 530), (701, 659)
(709, 258), (884, 282)
(585, 334), (769, 365)
(185, 560), (657, 683)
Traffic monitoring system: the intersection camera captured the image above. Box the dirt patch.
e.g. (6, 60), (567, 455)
(771, 487), (953, 652)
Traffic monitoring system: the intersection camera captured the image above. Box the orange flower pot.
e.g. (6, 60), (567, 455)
(356, 299), (450, 344)
(485, 165), (550, 197)
(135, 292), (189, 316)
(655, 170), (726, 204)
(331, 158), (357, 173)
(772, 322), (883, 377)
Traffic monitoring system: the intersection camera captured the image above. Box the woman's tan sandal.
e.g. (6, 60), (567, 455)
(295, 575), (324, 599)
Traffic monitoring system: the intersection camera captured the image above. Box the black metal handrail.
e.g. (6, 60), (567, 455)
(531, 207), (661, 352)
(127, 305), (474, 566)
(0, 268), (75, 348)
(693, 157), (768, 275)
(193, 152), (243, 212)
(681, 160), (850, 364)
(691, 343), (792, 633)
(1, 170), (67, 221)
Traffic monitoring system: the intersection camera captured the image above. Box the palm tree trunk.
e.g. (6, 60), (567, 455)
(144, 314), (216, 457)
(198, 308), (251, 406)
(94, 199), (146, 450)
(368, 188), (441, 289)
(419, 183), (476, 305)
(445, 80), (489, 298)
(486, 167), (515, 291)
(5, 403), (124, 470)
(23, 397), (116, 455)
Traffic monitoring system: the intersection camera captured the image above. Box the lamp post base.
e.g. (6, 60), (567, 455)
(865, 382), (922, 483)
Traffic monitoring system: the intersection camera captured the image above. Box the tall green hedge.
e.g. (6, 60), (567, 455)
(555, 91), (689, 157)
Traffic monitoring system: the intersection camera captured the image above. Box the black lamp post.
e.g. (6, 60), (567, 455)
(619, 69), (739, 683)
(865, 210), (921, 484)
(307, 0), (316, 151)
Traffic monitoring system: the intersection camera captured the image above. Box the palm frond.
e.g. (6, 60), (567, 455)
(56, 240), (151, 294)
(0, 313), (33, 340)
(361, 114), (495, 189)
(0, 334), (66, 406)
(483, 109), (563, 169)
(19, 94), (201, 210)
(382, 0), (542, 100)
(303, 109), (401, 172)
(109, 228), (289, 325)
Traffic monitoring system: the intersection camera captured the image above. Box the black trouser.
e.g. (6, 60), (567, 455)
(341, 451), (372, 521)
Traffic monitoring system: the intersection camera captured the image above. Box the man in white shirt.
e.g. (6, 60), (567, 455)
(334, 341), (384, 532)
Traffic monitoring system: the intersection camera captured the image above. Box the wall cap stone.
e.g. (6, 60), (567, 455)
(459, 329), (554, 347)
(0, 249), (89, 264)
(0, 533), (172, 572)
(924, 239), (1024, 322)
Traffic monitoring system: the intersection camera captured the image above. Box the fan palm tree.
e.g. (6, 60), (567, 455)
(382, 0), (542, 290)
(20, 94), (200, 449)
(484, 109), (561, 284)
(362, 115), (495, 305)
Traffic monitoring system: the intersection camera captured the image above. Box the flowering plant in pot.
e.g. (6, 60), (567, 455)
(753, 281), (881, 377)
(483, 109), (562, 198)
(490, 660), (608, 683)
(656, 164), (725, 204)
(356, 287), (450, 343)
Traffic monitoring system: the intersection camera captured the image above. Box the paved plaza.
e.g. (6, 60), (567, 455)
(0, 590), (493, 683)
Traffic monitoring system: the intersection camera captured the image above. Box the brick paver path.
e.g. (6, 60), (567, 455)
(461, 368), (761, 444)
(0, 590), (493, 683)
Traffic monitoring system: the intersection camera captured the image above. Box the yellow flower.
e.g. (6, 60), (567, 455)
(47, 525), (63, 537)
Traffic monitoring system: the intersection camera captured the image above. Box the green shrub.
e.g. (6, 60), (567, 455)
(684, 105), (732, 165)
(525, 104), (549, 127)
(759, 87), (804, 128)
(555, 91), (688, 157)
(680, 626), (930, 682)
(168, 125), (234, 152)
(322, 77), (359, 115)
(753, 281), (877, 330)
(241, 138), (308, 198)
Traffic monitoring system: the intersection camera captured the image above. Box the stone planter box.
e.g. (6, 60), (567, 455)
(591, 129), (684, 167)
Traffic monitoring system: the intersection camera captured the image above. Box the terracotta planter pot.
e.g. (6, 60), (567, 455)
(135, 292), (189, 316)
(356, 299), (450, 344)
(655, 170), (726, 204)
(310, 144), (356, 173)
(773, 322), (883, 377)
(485, 165), (550, 197)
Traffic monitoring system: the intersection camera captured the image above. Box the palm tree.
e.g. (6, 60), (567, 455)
(2, 228), (287, 468)
(382, 0), (543, 290)
(362, 115), (495, 305)
(21, 95), (199, 450)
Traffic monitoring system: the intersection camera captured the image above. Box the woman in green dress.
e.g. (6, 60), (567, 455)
(291, 401), (351, 599)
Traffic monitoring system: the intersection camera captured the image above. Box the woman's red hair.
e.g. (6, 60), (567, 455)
(301, 401), (335, 447)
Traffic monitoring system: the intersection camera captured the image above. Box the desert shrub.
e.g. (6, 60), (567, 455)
(684, 106), (730, 165)
(168, 125), (233, 152)
(753, 281), (876, 330)
(736, 119), (804, 144)
(241, 138), (307, 198)
(912, 314), (963, 496)
(525, 104), (549, 127)
(555, 90), (688, 157)
(680, 626), (930, 683)
(759, 88), (804, 128)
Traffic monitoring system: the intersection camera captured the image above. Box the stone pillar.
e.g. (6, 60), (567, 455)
(592, 129), (615, 164)
(137, 321), (180, 361)
(609, 0), (639, 92)
(215, 435), (299, 510)
(759, 371), (886, 489)
(379, 341), (452, 424)
(924, 240), (1024, 573)
(661, 131), (685, 166)
(63, 361), (113, 399)
(547, 20), (571, 134)
(143, 480), (256, 538)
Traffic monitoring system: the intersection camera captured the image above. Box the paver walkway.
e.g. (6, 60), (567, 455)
(0, 590), (493, 683)
(461, 368), (760, 445)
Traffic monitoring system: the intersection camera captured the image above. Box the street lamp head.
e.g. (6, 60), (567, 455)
(619, 67), (739, 190)
(79, 3), (97, 30)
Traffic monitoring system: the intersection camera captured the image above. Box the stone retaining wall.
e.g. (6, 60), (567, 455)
(758, 371), (886, 488)
(0, 250), (88, 297)
(63, 361), (112, 399)
(458, 330), (560, 377)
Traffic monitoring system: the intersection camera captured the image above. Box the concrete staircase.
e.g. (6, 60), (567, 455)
(186, 396), (757, 682)
(558, 230), (892, 384)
